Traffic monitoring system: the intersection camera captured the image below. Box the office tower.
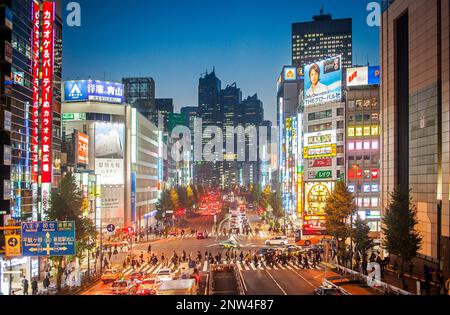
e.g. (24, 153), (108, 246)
(292, 8), (352, 76)
(123, 77), (156, 122)
(381, 0), (450, 277)
(180, 106), (199, 132)
(221, 83), (242, 188)
(155, 98), (174, 132)
(196, 69), (222, 187)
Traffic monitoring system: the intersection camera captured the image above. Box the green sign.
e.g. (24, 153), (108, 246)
(316, 171), (332, 179)
(62, 113), (86, 121)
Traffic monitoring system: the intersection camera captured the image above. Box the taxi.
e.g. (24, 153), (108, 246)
(101, 269), (121, 284)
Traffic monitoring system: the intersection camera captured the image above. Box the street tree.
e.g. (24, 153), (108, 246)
(47, 172), (97, 293)
(170, 188), (179, 210)
(176, 186), (189, 209)
(382, 187), (422, 289)
(324, 181), (356, 264)
(260, 186), (271, 209)
(269, 190), (284, 231)
(155, 189), (173, 223)
(352, 215), (374, 262)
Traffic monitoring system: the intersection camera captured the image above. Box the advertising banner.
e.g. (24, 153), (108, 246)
(131, 172), (136, 223)
(41, 1), (55, 184)
(13, 72), (24, 86)
(347, 66), (381, 87)
(31, 1), (40, 184)
(5, 7), (13, 29)
(95, 159), (124, 185)
(21, 221), (76, 257)
(284, 67), (297, 81)
(304, 144), (337, 159)
(304, 56), (342, 106)
(304, 131), (336, 148)
(307, 170), (333, 180)
(100, 186), (125, 226)
(4, 41), (12, 63)
(65, 80), (124, 104)
(308, 158), (332, 168)
(303, 182), (334, 235)
(76, 131), (89, 165)
(95, 123), (125, 159)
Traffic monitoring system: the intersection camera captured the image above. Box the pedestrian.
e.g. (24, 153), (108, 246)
(43, 276), (50, 291)
(22, 276), (29, 295)
(113, 247), (118, 260)
(147, 245), (152, 254)
(31, 278), (38, 295)
(104, 257), (109, 269)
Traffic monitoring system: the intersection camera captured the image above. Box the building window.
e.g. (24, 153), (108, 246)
(337, 108), (344, 116)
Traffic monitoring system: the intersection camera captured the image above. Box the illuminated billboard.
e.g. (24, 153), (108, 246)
(76, 131), (89, 165)
(346, 66), (381, 87)
(304, 56), (342, 106)
(95, 123), (125, 185)
(284, 67), (297, 81)
(65, 80), (124, 104)
(303, 182), (334, 236)
(304, 144), (337, 159)
(304, 131), (336, 148)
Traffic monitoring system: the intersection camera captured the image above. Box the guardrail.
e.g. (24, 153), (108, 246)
(333, 264), (413, 295)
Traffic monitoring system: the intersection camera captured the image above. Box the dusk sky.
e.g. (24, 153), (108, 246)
(62, 0), (380, 124)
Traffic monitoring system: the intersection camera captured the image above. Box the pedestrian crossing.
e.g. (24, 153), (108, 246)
(165, 231), (270, 239)
(118, 260), (322, 276)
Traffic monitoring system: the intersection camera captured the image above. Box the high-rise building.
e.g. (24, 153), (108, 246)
(344, 66), (381, 237)
(123, 77), (156, 122)
(155, 98), (174, 132)
(381, 0), (450, 277)
(0, 0), (62, 222)
(180, 106), (199, 132)
(292, 9), (352, 76)
(196, 69), (222, 187)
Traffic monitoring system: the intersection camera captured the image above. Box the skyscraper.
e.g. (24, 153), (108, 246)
(381, 0), (450, 277)
(292, 8), (352, 76)
(180, 106), (198, 132)
(196, 69), (222, 187)
(155, 98), (174, 132)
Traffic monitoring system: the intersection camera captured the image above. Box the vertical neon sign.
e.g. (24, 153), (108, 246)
(31, 1), (40, 184)
(41, 1), (54, 184)
(40, 1), (55, 215)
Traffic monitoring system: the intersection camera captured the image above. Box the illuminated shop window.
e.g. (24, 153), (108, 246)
(371, 184), (379, 192)
(371, 125), (380, 136)
(372, 141), (379, 150)
(364, 127), (371, 136)
(364, 142), (371, 150)
(356, 127), (363, 137)
(348, 142), (355, 151)
(363, 184), (371, 193)
(356, 142), (362, 151)
(371, 198), (379, 208)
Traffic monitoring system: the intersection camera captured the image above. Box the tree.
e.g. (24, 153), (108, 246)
(251, 184), (262, 206)
(352, 216), (374, 262)
(324, 181), (356, 264)
(382, 187), (422, 289)
(260, 186), (271, 209)
(47, 173), (97, 293)
(155, 190), (173, 221)
(176, 186), (188, 209)
(170, 188), (179, 210)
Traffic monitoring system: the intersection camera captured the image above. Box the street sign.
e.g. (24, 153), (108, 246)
(106, 224), (115, 233)
(5, 235), (21, 257)
(21, 221), (76, 257)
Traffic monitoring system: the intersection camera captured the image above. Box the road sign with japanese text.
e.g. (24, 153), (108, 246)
(5, 235), (21, 257)
(21, 221), (76, 257)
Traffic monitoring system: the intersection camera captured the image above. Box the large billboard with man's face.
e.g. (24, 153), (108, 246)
(304, 56), (342, 107)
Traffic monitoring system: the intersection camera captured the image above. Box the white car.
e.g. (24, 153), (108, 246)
(265, 236), (289, 246)
(156, 268), (175, 282)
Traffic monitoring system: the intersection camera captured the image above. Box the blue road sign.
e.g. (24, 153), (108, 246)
(21, 221), (76, 257)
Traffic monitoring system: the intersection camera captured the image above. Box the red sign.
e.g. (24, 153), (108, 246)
(76, 131), (89, 165)
(371, 169), (379, 179)
(31, 2), (40, 184)
(309, 158), (332, 168)
(348, 168), (363, 179)
(40, 1), (55, 184)
(302, 215), (327, 236)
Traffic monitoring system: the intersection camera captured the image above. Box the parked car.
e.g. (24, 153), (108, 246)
(109, 280), (138, 295)
(265, 236), (289, 246)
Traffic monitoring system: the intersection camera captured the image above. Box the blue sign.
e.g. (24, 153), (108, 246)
(64, 80), (124, 104)
(368, 66), (381, 85)
(131, 172), (136, 223)
(21, 221), (76, 257)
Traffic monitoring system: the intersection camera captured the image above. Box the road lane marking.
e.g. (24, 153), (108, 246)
(265, 270), (287, 296)
(288, 268), (317, 289)
(272, 265), (279, 270)
(250, 263), (257, 270)
(277, 264), (287, 270)
(237, 262), (243, 271)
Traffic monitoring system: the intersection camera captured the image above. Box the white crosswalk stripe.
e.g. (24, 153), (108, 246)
(250, 263), (257, 270)
(202, 261), (208, 272)
(277, 264), (287, 270)
(237, 262), (243, 271)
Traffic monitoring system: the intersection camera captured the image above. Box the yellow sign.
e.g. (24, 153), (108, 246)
(5, 235), (21, 257)
(304, 144), (337, 159)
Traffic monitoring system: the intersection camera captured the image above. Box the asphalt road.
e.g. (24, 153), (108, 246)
(79, 204), (336, 296)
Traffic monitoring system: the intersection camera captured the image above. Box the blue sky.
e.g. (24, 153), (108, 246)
(62, 0), (380, 123)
